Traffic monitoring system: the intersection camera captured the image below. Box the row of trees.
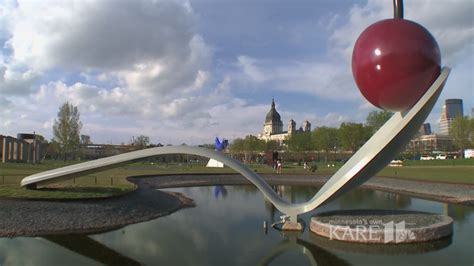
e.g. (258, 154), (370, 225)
(230, 111), (393, 161)
(42, 102), (157, 160)
(231, 135), (279, 153)
(44, 102), (474, 161)
(230, 110), (474, 160)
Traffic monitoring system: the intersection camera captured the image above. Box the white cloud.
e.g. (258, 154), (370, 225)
(2, 0), (211, 99)
(5, 0), (195, 70)
(329, 0), (474, 66)
(0, 0), (472, 143)
(0, 62), (40, 94)
(277, 109), (351, 130)
(318, 13), (340, 31)
(1, 77), (271, 144)
(0, 96), (12, 110)
(237, 56), (266, 83)
(236, 55), (358, 101)
(119, 35), (211, 98)
(0, 0), (218, 142)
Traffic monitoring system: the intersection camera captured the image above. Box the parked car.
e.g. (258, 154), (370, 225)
(420, 155), (435, 160)
(389, 160), (403, 167)
(436, 154), (447, 160)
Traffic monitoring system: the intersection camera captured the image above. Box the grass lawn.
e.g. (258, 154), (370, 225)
(377, 166), (474, 184)
(0, 184), (133, 199)
(0, 161), (137, 199)
(0, 158), (472, 199)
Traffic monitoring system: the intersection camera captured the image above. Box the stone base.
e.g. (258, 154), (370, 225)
(309, 233), (452, 254)
(282, 221), (305, 231)
(310, 209), (453, 244)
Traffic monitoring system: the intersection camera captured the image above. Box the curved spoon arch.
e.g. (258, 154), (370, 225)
(21, 68), (450, 222)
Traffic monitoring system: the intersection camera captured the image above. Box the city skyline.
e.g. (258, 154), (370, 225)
(1, 0), (473, 145)
(439, 98), (464, 136)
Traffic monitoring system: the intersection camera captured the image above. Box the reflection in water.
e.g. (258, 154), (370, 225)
(214, 185), (228, 199)
(264, 198), (277, 223)
(309, 232), (452, 255)
(443, 203), (474, 222)
(337, 189), (412, 209)
(43, 234), (140, 266)
(272, 185), (318, 204)
(0, 185), (472, 265)
(259, 231), (350, 266)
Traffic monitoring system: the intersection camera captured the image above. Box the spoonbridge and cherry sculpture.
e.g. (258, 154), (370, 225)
(20, 68), (450, 225)
(21, 0), (450, 228)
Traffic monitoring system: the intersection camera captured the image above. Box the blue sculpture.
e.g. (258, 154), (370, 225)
(214, 137), (228, 152)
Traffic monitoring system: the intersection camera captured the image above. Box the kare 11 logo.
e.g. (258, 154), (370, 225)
(328, 220), (416, 243)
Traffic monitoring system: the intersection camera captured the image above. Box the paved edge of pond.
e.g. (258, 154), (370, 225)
(129, 174), (474, 205)
(0, 187), (195, 238)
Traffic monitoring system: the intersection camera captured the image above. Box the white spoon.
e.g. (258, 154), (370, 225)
(21, 67), (450, 223)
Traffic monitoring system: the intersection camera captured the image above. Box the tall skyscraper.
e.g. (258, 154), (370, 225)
(439, 99), (463, 135)
(419, 123), (432, 135)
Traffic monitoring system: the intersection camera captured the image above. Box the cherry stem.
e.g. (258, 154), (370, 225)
(393, 0), (404, 19)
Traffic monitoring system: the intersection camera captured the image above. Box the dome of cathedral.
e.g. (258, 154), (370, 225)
(265, 99), (282, 123)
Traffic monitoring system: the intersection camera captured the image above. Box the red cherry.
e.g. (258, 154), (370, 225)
(352, 19), (441, 111)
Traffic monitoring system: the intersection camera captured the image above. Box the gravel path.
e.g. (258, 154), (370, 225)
(0, 187), (194, 238)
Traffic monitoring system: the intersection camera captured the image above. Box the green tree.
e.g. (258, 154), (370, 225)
(339, 122), (371, 152)
(53, 102), (82, 161)
(230, 135), (267, 162)
(470, 118), (474, 144)
(264, 140), (280, 151)
(34, 134), (47, 144)
(285, 131), (312, 153)
(450, 116), (472, 158)
(135, 135), (150, 149)
(313, 126), (339, 162)
(366, 110), (393, 134)
(230, 138), (245, 153)
(242, 135), (264, 152)
(45, 140), (61, 160)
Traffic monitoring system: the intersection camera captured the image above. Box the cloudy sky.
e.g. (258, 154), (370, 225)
(1, 0), (472, 145)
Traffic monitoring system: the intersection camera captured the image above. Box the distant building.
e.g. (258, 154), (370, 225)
(418, 123), (432, 136)
(439, 99), (463, 136)
(258, 99), (311, 145)
(407, 134), (454, 154)
(1, 133), (41, 163)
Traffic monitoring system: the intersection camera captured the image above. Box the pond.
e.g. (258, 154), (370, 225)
(0, 185), (473, 265)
